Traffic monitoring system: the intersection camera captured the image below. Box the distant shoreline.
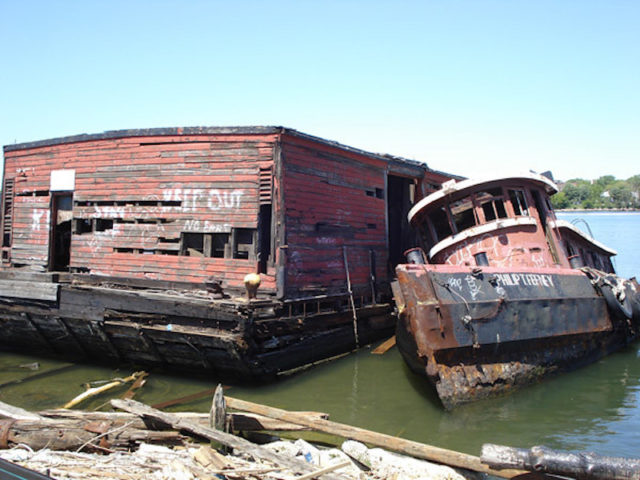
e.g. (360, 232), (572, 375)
(556, 209), (640, 213)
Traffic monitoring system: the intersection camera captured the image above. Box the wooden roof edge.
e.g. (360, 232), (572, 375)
(2, 126), (285, 153)
(3, 125), (460, 180)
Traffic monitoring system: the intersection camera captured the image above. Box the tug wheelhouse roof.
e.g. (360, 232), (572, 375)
(407, 171), (558, 224)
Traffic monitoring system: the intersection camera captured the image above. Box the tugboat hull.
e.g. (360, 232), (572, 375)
(393, 264), (639, 409)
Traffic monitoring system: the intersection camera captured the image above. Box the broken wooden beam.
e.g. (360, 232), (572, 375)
(0, 413), (186, 452)
(371, 335), (396, 354)
(223, 395), (526, 479)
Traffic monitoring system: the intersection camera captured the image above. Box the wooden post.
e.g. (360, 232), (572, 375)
(210, 384), (226, 431)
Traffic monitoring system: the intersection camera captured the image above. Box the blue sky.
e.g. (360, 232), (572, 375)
(1, 0), (638, 181)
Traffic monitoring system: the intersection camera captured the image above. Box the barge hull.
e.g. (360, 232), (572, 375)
(0, 275), (395, 379)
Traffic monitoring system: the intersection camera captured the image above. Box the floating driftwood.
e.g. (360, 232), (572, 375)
(371, 335), (396, 354)
(62, 371), (146, 409)
(481, 444), (640, 480)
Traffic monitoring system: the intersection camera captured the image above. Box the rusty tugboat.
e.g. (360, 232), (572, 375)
(0, 126), (455, 379)
(392, 172), (640, 409)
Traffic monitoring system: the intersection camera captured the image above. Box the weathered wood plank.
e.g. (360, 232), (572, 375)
(0, 280), (59, 301)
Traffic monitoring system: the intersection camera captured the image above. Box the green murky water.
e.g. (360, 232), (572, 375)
(2, 342), (640, 459)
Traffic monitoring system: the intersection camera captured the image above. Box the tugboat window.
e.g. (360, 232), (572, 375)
(509, 189), (529, 216)
(476, 188), (507, 222)
(450, 196), (476, 232)
(429, 206), (453, 241)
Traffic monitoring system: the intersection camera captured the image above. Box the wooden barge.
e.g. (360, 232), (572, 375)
(392, 172), (640, 408)
(0, 126), (454, 378)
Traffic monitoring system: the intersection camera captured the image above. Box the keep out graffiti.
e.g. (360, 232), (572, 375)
(163, 188), (244, 211)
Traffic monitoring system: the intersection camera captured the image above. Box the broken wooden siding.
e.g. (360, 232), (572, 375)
(2, 133), (279, 292)
(2, 127), (455, 302)
(279, 134), (421, 299)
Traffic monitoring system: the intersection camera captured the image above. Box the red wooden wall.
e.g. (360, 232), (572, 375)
(2, 131), (278, 292)
(2, 128), (453, 300)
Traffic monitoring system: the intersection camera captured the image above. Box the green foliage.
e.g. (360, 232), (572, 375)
(550, 175), (640, 210)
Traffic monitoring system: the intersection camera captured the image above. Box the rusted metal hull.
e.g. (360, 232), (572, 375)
(0, 275), (395, 380)
(393, 264), (640, 409)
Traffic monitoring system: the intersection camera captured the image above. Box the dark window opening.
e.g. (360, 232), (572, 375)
(16, 190), (49, 197)
(420, 220), (436, 248)
(181, 233), (205, 257)
(75, 219), (93, 234)
(95, 219), (114, 231)
(450, 196), (476, 232)
(233, 228), (255, 260)
(257, 204), (272, 273)
(367, 223), (377, 229)
(50, 193), (73, 271)
(212, 233), (230, 258)
(476, 188), (507, 222)
(509, 189), (529, 216)
(566, 242), (576, 257)
(482, 202), (497, 221)
(366, 190), (375, 197)
(429, 206), (453, 241)
(375, 187), (384, 199)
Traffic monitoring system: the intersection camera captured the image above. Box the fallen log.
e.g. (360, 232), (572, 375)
(0, 409), (187, 451)
(223, 395), (527, 479)
(481, 444), (640, 480)
(111, 398), (344, 480)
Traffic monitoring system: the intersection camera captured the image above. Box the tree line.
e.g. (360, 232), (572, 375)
(551, 175), (640, 210)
